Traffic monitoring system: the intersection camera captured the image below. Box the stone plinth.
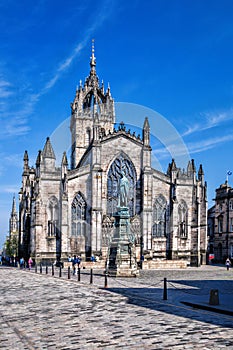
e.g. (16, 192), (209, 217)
(108, 207), (139, 277)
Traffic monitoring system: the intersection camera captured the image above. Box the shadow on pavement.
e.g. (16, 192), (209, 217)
(105, 279), (233, 329)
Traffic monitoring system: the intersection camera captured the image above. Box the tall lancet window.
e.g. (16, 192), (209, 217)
(152, 195), (167, 237)
(71, 192), (86, 236)
(107, 153), (136, 217)
(85, 128), (91, 145)
(178, 200), (188, 238)
(48, 196), (59, 237)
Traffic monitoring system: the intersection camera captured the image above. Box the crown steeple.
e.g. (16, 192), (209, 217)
(70, 41), (115, 169)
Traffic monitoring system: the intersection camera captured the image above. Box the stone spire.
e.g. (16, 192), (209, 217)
(42, 137), (56, 171)
(9, 195), (18, 235)
(12, 195), (17, 215)
(61, 151), (68, 166)
(42, 137), (56, 159)
(23, 150), (29, 172)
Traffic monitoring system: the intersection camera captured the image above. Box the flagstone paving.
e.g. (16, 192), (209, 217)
(0, 265), (232, 349)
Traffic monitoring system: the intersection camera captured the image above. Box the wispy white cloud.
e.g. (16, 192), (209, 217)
(0, 184), (19, 194)
(182, 109), (233, 136)
(0, 0), (115, 139)
(187, 134), (233, 154)
(153, 133), (233, 160)
(41, 2), (112, 94)
(0, 79), (13, 98)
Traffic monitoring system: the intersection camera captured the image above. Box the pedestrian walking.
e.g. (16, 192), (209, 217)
(72, 255), (77, 275)
(19, 257), (25, 269)
(28, 257), (33, 270)
(225, 258), (231, 271)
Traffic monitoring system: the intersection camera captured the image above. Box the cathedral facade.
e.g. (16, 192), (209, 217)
(18, 45), (207, 267)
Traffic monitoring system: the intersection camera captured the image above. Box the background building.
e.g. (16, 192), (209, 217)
(208, 181), (233, 262)
(18, 45), (207, 267)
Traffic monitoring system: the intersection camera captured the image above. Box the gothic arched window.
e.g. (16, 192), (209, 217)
(47, 196), (59, 237)
(107, 153), (136, 217)
(178, 200), (188, 238)
(152, 195), (167, 237)
(71, 192), (86, 236)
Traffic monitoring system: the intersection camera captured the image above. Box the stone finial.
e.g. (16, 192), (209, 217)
(143, 117), (150, 146)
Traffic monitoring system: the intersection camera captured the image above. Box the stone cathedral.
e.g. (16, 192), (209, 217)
(18, 44), (207, 267)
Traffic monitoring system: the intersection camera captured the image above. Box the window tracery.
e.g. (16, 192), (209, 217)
(47, 196), (58, 237)
(152, 195), (167, 237)
(71, 192), (86, 236)
(178, 200), (188, 238)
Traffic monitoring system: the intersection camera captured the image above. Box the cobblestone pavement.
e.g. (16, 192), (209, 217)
(0, 266), (233, 349)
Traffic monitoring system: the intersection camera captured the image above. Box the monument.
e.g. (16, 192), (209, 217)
(107, 169), (139, 277)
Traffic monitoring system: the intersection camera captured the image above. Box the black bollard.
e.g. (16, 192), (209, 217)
(104, 271), (108, 288)
(59, 265), (62, 277)
(40, 263), (42, 274)
(78, 267), (81, 281)
(52, 264), (54, 276)
(163, 277), (167, 300)
(46, 264), (48, 274)
(68, 266), (71, 279)
(90, 268), (93, 284)
(35, 263), (37, 273)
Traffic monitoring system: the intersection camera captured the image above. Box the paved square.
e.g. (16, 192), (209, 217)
(0, 266), (232, 349)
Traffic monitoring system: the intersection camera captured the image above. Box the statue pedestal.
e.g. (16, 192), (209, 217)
(108, 207), (139, 277)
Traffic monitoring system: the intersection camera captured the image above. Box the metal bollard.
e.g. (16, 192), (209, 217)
(52, 264), (54, 276)
(209, 289), (219, 305)
(35, 263), (37, 273)
(59, 265), (62, 277)
(46, 264), (48, 274)
(78, 267), (81, 281)
(90, 268), (93, 284)
(163, 277), (167, 300)
(40, 263), (42, 274)
(104, 271), (108, 288)
(68, 266), (71, 279)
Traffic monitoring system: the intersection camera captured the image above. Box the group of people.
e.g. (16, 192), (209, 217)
(19, 257), (33, 269)
(68, 255), (81, 275)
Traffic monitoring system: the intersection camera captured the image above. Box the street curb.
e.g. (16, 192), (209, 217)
(181, 301), (233, 316)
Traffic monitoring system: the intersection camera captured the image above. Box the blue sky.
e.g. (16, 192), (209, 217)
(1, 0), (233, 248)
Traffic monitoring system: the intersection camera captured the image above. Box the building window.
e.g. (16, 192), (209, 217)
(178, 200), (188, 238)
(47, 196), (59, 237)
(230, 218), (233, 232)
(71, 192), (86, 236)
(152, 195), (167, 237)
(218, 216), (223, 234)
(107, 153), (137, 217)
(229, 201), (233, 210)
